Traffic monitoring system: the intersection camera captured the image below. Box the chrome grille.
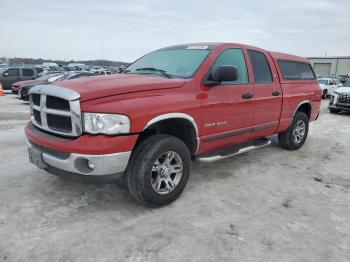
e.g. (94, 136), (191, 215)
(29, 85), (82, 137)
(338, 93), (350, 105)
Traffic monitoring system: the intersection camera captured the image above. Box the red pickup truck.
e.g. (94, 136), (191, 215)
(25, 43), (321, 206)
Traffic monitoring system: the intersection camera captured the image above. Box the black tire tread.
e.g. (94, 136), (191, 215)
(126, 134), (190, 206)
(278, 111), (309, 150)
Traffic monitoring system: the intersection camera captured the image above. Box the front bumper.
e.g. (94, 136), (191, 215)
(329, 104), (350, 111)
(27, 140), (131, 177)
(329, 94), (350, 111)
(25, 122), (138, 178)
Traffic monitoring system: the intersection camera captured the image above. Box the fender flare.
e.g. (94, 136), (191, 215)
(292, 100), (312, 120)
(143, 113), (200, 154)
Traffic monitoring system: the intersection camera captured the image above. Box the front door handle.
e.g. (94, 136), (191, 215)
(272, 91), (281, 96)
(242, 93), (254, 99)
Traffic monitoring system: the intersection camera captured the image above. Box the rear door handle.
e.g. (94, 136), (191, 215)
(272, 91), (281, 96)
(242, 93), (254, 99)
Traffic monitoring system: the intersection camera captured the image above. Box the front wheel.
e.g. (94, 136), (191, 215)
(278, 112), (309, 150)
(126, 135), (191, 207)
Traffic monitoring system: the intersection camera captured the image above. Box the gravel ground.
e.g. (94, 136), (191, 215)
(0, 94), (349, 262)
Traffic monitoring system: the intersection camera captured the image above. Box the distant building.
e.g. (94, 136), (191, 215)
(308, 56), (350, 76)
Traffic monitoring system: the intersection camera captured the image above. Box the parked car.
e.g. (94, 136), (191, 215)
(329, 79), (350, 113)
(12, 72), (63, 94)
(0, 67), (38, 90)
(25, 43), (321, 206)
(18, 72), (95, 101)
(92, 69), (112, 75)
(317, 78), (342, 99)
(37, 70), (64, 78)
(55, 71), (96, 81)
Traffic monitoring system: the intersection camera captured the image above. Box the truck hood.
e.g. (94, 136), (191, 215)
(13, 79), (44, 87)
(56, 74), (185, 101)
(335, 86), (350, 94)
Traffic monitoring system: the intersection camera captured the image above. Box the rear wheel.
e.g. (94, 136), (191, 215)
(322, 90), (328, 99)
(278, 112), (309, 150)
(126, 134), (191, 207)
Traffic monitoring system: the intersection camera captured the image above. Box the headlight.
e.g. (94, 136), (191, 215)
(83, 113), (130, 135)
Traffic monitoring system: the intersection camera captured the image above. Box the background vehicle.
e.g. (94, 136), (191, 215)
(18, 72), (95, 101)
(329, 79), (350, 113)
(0, 67), (38, 90)
(55, 71), (96, 81)
(25, 43), (321, 206)
(12, 72), (63, 94)
(317, 78), (341, 99)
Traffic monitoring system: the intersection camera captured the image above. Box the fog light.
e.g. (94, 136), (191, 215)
(87, 160), (95, 170)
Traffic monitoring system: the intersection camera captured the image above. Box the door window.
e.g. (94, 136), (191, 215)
(211, 49), (248, 84)
(23, 69), (34, 76)
(5, 69), (20, 77)
(248, 50), (273, 83)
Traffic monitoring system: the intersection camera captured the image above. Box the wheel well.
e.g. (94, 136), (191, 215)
(136, 118), (198, 155)
(296, 103), (311, 119)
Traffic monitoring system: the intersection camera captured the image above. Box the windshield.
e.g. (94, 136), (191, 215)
(36, 73), (61, 81)
(317, 79), (328, 85)
(47, 74), (64, 82)
(55, 74), (71, 81)
(125, 46), (211, 78)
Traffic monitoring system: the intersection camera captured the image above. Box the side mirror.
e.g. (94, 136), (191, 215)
(204, 65), (238, 86)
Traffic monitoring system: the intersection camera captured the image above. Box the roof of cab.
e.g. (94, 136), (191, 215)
(160, 42), (310, 63)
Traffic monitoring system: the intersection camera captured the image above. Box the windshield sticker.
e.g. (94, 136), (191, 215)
(186, 45), (209, 50)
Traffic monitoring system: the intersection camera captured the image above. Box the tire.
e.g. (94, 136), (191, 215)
(126, 134), (191, 207)
(322, 90), (328, 99)
(278, 111), (309, 150)
(329, 108), (341, 114)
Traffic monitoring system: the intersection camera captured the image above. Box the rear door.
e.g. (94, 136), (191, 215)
(247, 49), (282, 139)
(200, 48), (254, 152)
(22, 68), (36, 81)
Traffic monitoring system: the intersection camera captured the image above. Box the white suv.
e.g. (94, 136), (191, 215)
(318, 78), (342, 99)
(329, 79), (350, 113)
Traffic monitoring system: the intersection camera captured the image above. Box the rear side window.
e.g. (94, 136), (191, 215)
(278, 60), (315, 80)
(211, 48), (248, 84)
(23, 69), (34, 76)
(248, 50), (272, 83)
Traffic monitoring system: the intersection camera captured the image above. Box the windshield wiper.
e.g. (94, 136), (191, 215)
(134, 67), (173, 78)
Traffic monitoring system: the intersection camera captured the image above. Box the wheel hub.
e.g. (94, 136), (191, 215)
(292, 120), (306, 144)
(151, 151), (183, 195)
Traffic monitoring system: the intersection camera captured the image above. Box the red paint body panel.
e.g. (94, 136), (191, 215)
(24, 42), (321, 157)
(57, 74), (185, 102)
(25, 122), (138, 155)
(12, 79), (46, 92)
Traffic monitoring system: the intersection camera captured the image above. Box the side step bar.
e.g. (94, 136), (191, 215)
(196, 138), (271, 162)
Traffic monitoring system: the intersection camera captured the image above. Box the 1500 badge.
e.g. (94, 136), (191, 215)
(204, 121), (228, 128)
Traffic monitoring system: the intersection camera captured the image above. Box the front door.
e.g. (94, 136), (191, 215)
(200, 48), (254, 153)
(2, 68), (20, 89)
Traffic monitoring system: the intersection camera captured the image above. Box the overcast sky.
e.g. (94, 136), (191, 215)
(0, 0), (349, 62)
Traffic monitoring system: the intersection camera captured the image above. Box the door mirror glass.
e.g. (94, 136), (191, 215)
(213, 65), (238, 82)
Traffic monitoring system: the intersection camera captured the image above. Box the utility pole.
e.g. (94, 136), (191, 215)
(101, 35), (104, 66)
